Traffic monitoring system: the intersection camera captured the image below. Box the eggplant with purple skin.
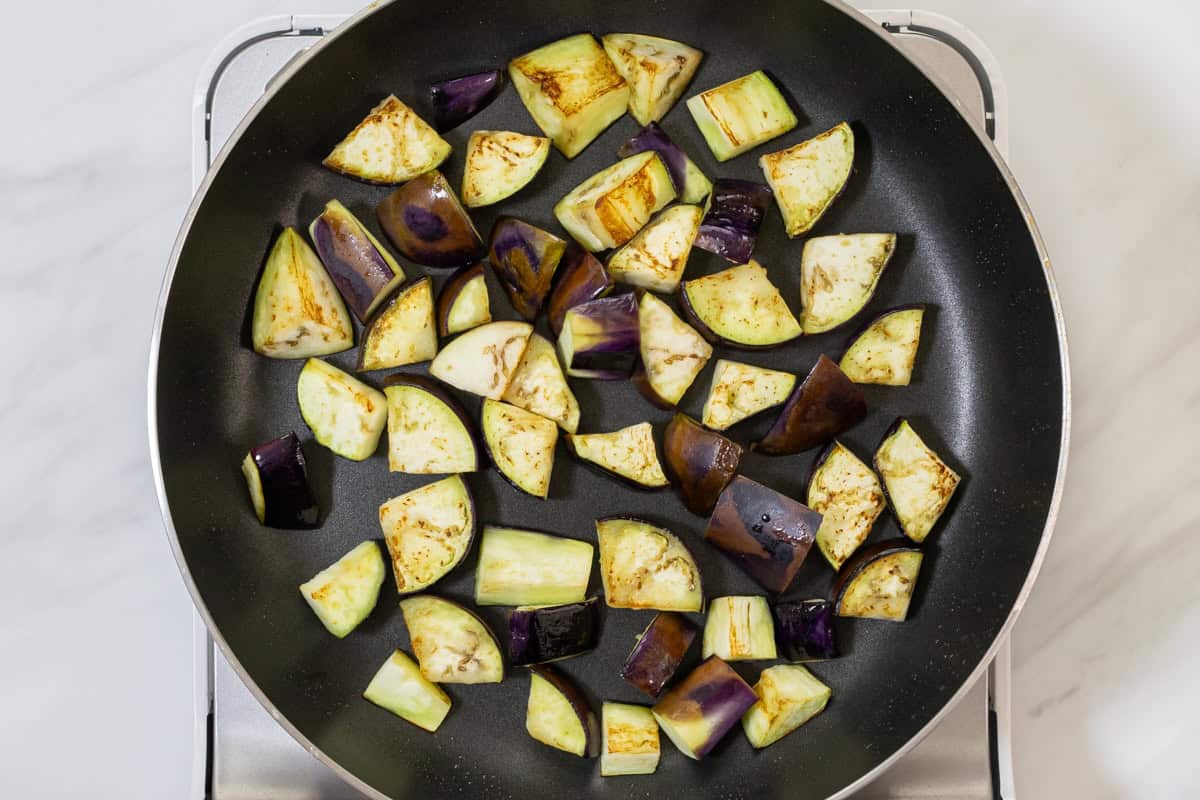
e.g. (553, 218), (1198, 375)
(379, 475), (475, 595)
(436, 262), (491, 337)
(756, 355), (867, 456)
(693, 179), (772, 264)
(501, 333), (580, 433)
(807, 441), (885, 569)
(526, 665), (600, 757)
(400, 595), (504, 683)
(557, 293), (640, 380)
(652, 656), (758, 760)
(488, 217), (567, 320)
(798, 233), (896, 335)
(834, 539), (924, 621)
(702, 596), (777, 661)
(662, 413), (743, 516)
(357, 277), (438, 372)
(383, 374), (481, 474)
(323, 96), (450, 185)
(429, 70), (505, 133)
(596, 517), (703, 612)
(874, 419), (961, 543)
(377, 170), (485, 269)
(772, 600), (838, 662)
(741, 664), (832, 749)
(461, 130), (550, 208)
(566, 423), (669, 490)
(617, 122), (711, 204)
(546, 243), (614, 337)
(633, 292), (712, 408)
(679, 261), (801, 349)
(620, 612), (699, 698)
(308, 199), (406, 322)
(240, 432), (319, 529)
(509, 597), (601, 666)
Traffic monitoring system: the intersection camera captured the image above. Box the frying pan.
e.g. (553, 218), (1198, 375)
(149, 1), (1069, 797)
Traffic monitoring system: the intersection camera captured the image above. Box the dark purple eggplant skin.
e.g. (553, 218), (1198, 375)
(662, 414), (744, 516)
(620, 612), (699, 698)
(308, 203), (401, 322)
(377, 170), (485, 269)
(435, 262), (487, 337)
(756, 354), (867, 455)
(509, 597), (600, 666)
(546, 243), (615, 337)
(773, 600), (838, 661)
(488, 217), (567, 321)
(705, 475), (822, 594)
(430, 70), (505, 133)
(652, 656), (758, 759)
(247, 432), (320, 529)
(381, 372), (483, 470)
(692, 179), (772, 263)
(528, 664), (600, 758)
(560, 293), (640, 379)
(832, 538), (922, 613)
(617, 122), (690, 195)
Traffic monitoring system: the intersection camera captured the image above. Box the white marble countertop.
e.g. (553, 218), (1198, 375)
(1, 1), (1197, 797)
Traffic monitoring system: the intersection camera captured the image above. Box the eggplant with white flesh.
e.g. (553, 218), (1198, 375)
(299, 541), (385, 638)
(608, 204), (703, 294)
(600, 702), (661, 776)
(363, 650), (451, 733)
(488, 217), (567, 320)
(702, 595), (777, 661)
(509, 33), (629, 159)
(620, 611), (699, 698)
(501, 333), (580, 433)
(546, 243), (614, 337)
(807, 441), (885, 569)
(617, 122), (712, 204)
(798, 233), (897, 335)
(509, 597), (601, 666)
(461, 130), (550, 208)
(377, 170), (485, 269)
(662, 413), (743, 516)
(741, 664), (832, 749)
(554, 151), (677, 252)
(428, 320), (532, 399)
(251, 228), (353, 358)
(240, 432), (319, 528)
(480, 399), (558, 499)
(399, 594), (504, 684)
(633, 292), (713, 408)
(557, 293), (640, 380)
(324, 95), (451, 185)
(840, 306), (925, 385)
(834, 539), (923, 621)
(296, 358), (387, 461)
(526, 665), (600, 758)
(693, 179), (772, 264)
(436, 262), (491, 337)
(596, 517), (703, 612)
(566, 422), (669, 489)
(429, 70), (505, 133)
(686, 70), (797, 162)
(379, 475), (475, 595)
(475, 526), (594, 606)
(602, 34), (703, 126)
(756, 355), (867, 456)
(760, 121), (855, 237)
(772, 599), (838, 662)
(874, 419), (961, 543)
(701, 359), (796, 431)
(357, 277), (438, 372)
(383, 374), (480, 474)
(652, 656), (758, 760)
(706, 475), (822, 593)
(309, 199), (406, 322)
(680, 261), (802, 349)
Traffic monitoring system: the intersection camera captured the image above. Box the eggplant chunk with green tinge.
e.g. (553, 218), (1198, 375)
(617, 122), (712, 204)
(509, 597), (601, 666)
(363, 650), (451, 732)
(324, 95), (450, 185)
(428, 320), (532, 399)
(475, 526), (594, 607)
(686, 70), (797, 162)
(377, 170), (484, 270)
(547, 243), (614, 337)
(602, 33), (703, 126)
(680, 261), (802, 349)
(799, 233), (897, 335)
(383, 374), (480, 474)
(309, 199), (406, 322)
(299, 541), (385, 638)
(596, 517), (703, 612)
(240, 432), (319, 528)
(693, 179), (772, 264)
(430, 70), (505, 133)
(634, 292), (713, 408)
(840, 306), (925, 385)
(601, 702), (661, 776)
(566, 422), (669, 489)
(875, 419), (961, 542)
(558, 293), (640, 380)
(702, 595), (777, 661)
(296, 358), (387, 461)
(701, 359), (796, 431)
(399, 595), (504, 684)
(526, 665), (600, 757)
(662, 413), (743, 516)
(251, 228), (353, 358)
(621, 611), (699, 697)
(481, 399), (558, 499)
(436, 262), (491, 337)
(379, 475), (475, 595)
(488, 217), (567, 320)
(357, 277), (438, 372)
(741, 664), (831, 748)
(608, 204), (703, 293)
(760, 121), (855, 237)
(807, 442), (885, 569)
(652, 656), (758, 760)
(773, 600), (838, 662)
(501, 333), (580, 433)
(834, 539), (923, 621)
(462, 130), (550, 208)
(554, 151), (676, 252)
(756, 355), (867, 456)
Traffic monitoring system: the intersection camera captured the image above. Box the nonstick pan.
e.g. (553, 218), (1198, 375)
(149, 1), (1069, 797)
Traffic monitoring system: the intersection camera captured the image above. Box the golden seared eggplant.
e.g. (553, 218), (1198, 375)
(399, 595), (504, 683)
(874, 419), (961, 542)
(759, 122), (855, 237)
(462, 130), (550, 208)
(633, 292), (713, 408)
(324, 95), (450, 184)
(596, 517), (703, 612)
(383, 374), (480, 474)
(686, 70), (797, 161)
(435, 262), (491, 337)
(833, 539), (924, 621)
(679, 261), (801, 349)
(840, 306), (925, 385)
(798, 233), (897, 335)
(428, 320), (532, 399)
(357, 277), (438, 372)
(378, 475), (475, 595)
(554, 151), (676, 251)
(602, 33), (702, 126)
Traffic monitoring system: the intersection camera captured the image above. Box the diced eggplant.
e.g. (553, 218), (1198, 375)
(700, 359), (796, 431)
(565, 422), (669, 489)
(874, 419), (961, 543)
(509, 597), (601, 666)
(377, 170), (485, 269)
(608, 205), (703, 293)
(662, 413), (743, 516)
(251, 228), (353, 358)
(557, 293), (640, 380)
(526, 665), (600, 757)
(798, 233), (897, 335)
(546, 243), (615, 337)
(383, 374), (481, 474)
(703, 595), (777, 661)
(488, 217), (567, 320)
(399, 594), (504, 684)
(240, 432), (319, 529)
(363, 650), (451, 732)
(379, 475), (475, 595)
(462, 130), (550, 208)
(357, 277), (438, 372)
(474, 526), (594, 606)
(296, 358), (387, 461)
(679, 261), (801, 349)
(617, 122), (712, 204)
(705, 475), (822, 593)
(620, 611), (699, 698)
(428, 320), (533, 399)
(480, 399), (558, 499)
(309, 199), (406, 322)
(686, 71), (797, 162)
(501, 333), (581, 433)
(833, 539), (923, 621)
(759, 121), (854, 237)
(429, 70), (505, 133)
(298, 541), (385, 638)
(509, 33), (629, 159)
(692, 179), (772, 264)
(601, 34), (703, 126)
(772, 600), (838, 662)
(633, 292), (712, 408)
(324, 95), (451, 185)
(756, 355), (867, 456)
(840, 306), (925, 386)
(652, 656), (758, 760)
(807, 441), (885, 569)
(741, 664), (831, 748)
(436, 262), (492, 337)
(595, 517), (702, 612)
(600, 702), (661, 776)
(554, 152), (677, 252)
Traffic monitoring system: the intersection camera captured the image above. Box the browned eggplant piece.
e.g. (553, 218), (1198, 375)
(546, 243), (615, 336)
(436, 262), (491, 337)
(377, 170), (485, 269)
(509, 597), (601, 666)
(874, 419), (961, 543)
(526, 665), (600, 758)
(652, 656), (758, 760)
(488, 217), (567, 320)
(662, 413), (743, 516)
(309, 199), (406, 322)
(756, 355), (867, 456)
(833, 539), (924, 621)
(620, 612), (699, 698)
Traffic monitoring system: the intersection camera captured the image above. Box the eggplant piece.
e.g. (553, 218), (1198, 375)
(701, 359), (796, 431)
(692, 179), (772, 264)
(296, 358), (387, 461)
(430, 70), (505, 133)
(546, 243), (614, 337)
(600, 702), (661, 776)
(807, 441), (885, 569)
(759, 121), (854, 237)
(565, 422), (669, 489)
(833, 539), (923, 621)
(399, 595), (504, 684)
(383, 374), (481, 474)
(620, 611), (699, 698)
(756, 355), (867, 456)
(298, 541), (385, 638)
(705, 475), (822, 593)
(679, 261), (801, 349)
(595, 517), (703, 612)
(840, 306), (925, 386)
(798, 233), (897, 335)
(686, 71), (797, 162)
(475, 526), (594, 606)
(662, 413), (743, 516)
(488, 217), (567, 320)
(324, 95), (451, 185)
(557, 293), (640, 380)
(874, 419), (961, 542)
(251, 228), (353, 358)
(309, 199), (406, 322)
(462, 130), (550, 208)
(554, 151), (677, 252)
(377, 170), (485, 269)
(526, 665), (600, 757)
(436, 262), (492, 337)
(608, 204), (703, 293)
(652, 656), (758, 760)
(772, 600), (838, 662)
(741, 664), (831, 748)
(702, 596), (777, 661)
(363, 650), (451, 732)
(357, 277), (438, 372)
(617, 122), (712, 204)
(509, 33), (629, 159)
(509, 597), (601, 666)
(501, 333), (581, 433)
(428, 320), (532, 399)
(240, 432), (319, 529)
(379, 475), (475, 595)
(480, 399), (558, 499)
(633, 292), (712, 408)
(601, 34), (703, 126)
